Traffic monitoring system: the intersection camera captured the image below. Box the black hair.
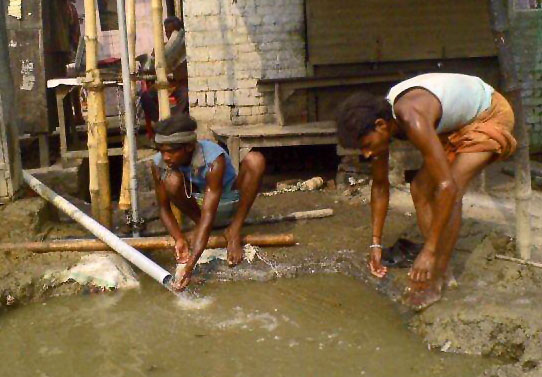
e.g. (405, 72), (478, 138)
(335, 91), (393, 149)
(154, 113), (197, 136)
(164, 16), (183, 31)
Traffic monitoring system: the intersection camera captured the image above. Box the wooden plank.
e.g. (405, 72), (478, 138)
(258, 72), (406, 89)
(238, 135), (338, 149)
(306, 0), (496, 65)
(63, 147), (124, 159)
(282, 74), (407, 93)
(212, 121), (337, 138)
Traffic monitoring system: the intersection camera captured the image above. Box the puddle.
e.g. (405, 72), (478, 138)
(0, 274), (493, 377)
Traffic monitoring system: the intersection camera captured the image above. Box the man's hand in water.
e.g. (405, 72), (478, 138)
(174, 237), (190, 264)
(173, 262), (194, 291)
(409, 247), (436, 283)
(368, 246), (388, 278)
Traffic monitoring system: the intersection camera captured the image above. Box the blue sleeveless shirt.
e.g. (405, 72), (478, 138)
(153, 140), (237, 192)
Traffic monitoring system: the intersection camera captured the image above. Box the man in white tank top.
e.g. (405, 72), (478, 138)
(336, 73), (516, 310)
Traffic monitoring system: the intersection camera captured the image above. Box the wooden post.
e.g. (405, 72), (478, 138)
(84, 0), (112, 228)
(488, 0), (533, 260)
(0, 6), (22, 202)
(118, 0), (137, 211)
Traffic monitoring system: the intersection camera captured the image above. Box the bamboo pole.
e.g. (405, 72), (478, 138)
(84, 0), (112, 228)
(118, 0), (137, 212)
(151, 0), (171, 120)
(0, 234), (297, 253)
(150, 0), (183, 224)
(488, 0), (533, 260)
(119, 137), (132, 210)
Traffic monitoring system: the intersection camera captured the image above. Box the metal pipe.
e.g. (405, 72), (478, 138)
(22, 171), (172, 287)
(116, 0), (141, 236)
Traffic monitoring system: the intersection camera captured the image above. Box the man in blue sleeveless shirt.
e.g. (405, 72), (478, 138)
(336, 73), (516, 310)
(151, 113), (265, 291)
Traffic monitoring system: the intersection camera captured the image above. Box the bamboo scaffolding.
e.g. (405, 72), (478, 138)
(118, 0), (137, 212)
(84, 0), (112, 228)
(0, 233), (296, 253)
(488, 0), (533, 260)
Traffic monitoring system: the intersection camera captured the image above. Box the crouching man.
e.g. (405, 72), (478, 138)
(336, 73), (516, 309)
(151, 113), (265, 290)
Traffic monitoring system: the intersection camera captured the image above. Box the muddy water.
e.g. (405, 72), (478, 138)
(0, 275), (492, 377)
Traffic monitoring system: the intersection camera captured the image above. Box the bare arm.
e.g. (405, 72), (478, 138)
(189, 155), (225, 266)
(151, 165), (185, 243)
(371, 152), (390, 245)
(368, 152), (390, 277)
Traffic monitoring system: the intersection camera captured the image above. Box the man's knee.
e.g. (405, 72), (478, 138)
(242, 151), (266, 173)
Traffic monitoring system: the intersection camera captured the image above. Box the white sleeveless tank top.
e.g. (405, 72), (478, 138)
(386, 73), (494, 134)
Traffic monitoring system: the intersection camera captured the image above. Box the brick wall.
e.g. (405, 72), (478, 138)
(511, 11), (542, 152)
(183, 0), (307, 137)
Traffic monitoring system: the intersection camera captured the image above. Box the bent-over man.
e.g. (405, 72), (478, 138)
(336, 73), (516, 309)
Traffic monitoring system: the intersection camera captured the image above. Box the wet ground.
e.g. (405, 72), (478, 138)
(0, 274), (493, 377)
(1, 168), (542, 376)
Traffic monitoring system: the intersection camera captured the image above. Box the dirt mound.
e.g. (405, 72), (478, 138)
(411, 236), (542, 377)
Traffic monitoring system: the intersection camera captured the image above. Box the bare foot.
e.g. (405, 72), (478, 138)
(403, 280), (443, 311)
(224, 228), (243, 267)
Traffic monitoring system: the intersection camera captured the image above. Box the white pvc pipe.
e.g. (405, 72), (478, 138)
(116, 0), (141, 236)
(23, 171), (172, 287)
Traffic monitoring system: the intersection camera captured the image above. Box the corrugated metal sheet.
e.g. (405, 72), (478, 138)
(306, 0), (497, 65)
